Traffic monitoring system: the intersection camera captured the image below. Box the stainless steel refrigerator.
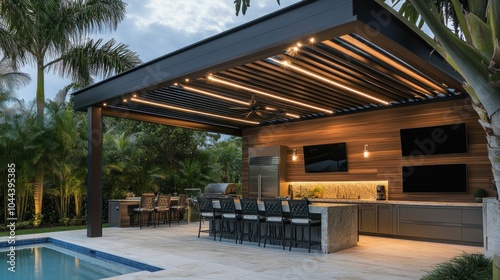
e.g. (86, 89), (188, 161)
(248, 145), (288, 200)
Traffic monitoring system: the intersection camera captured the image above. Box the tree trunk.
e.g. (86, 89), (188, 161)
(473, 103), (500, 278)
(33, 59), (45, 227)
(33, 168), (43, 226)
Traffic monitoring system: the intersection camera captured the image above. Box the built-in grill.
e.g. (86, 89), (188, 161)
(202, 183), (239, 198)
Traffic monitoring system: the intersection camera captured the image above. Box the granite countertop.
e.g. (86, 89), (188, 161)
(309, 198), (483, 207)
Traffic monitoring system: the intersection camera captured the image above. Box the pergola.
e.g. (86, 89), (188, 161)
(73, 0), (465, 237)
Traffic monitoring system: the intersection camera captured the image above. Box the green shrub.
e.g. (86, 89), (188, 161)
(421, 252), (492, 280)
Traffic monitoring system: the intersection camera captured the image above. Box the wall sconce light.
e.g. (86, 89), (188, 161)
(364, 144), (369, 158)
(292, 149), (298, 161)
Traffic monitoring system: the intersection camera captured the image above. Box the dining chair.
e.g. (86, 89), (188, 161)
(263, 199), (290, 250)
(219, 197), (242, 243)
(155, 194), (171, 227)
(132, 193), (156, 229)
(170, 194), (188, 224)
(288, 198), (321, 253)
(239, 198), (265, 246)
(197, 197), (221, 240)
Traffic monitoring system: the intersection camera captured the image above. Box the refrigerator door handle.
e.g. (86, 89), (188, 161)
(258, 174), (262, 201)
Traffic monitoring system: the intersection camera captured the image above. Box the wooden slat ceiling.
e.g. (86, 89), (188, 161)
(103, 32), (463, 132)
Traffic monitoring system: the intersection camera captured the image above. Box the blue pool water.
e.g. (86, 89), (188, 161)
(0, 238), (163, 280)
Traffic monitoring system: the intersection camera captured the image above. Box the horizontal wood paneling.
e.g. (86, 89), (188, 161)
(242, 98), (496, 202)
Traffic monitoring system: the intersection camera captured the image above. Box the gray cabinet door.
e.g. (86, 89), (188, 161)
(359, 204), (376, 233)
(377, 205), (392, 234)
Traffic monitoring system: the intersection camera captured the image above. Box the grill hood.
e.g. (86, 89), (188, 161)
(203, 183), (238, 196)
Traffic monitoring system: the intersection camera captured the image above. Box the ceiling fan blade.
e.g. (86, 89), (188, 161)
(244, 111), (254, 119)
(230, 106), (249, 110)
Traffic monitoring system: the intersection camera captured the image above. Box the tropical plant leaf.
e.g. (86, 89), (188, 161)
(467, 12), (493, 60)
(409, 0), (500, 118)
(450, 0), (472, 44)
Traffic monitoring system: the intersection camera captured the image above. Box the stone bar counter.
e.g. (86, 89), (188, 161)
(214, 200), (359, 253)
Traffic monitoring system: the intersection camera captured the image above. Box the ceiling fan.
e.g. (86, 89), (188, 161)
(230, 95), (286, 119)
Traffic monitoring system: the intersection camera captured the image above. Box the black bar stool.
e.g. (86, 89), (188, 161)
(197, 197), (221, 240)
(239, 198), (265, 246)
(219, 197), (242, 243)
(288, 199), (321, 253)
(263, 199), (290, 250)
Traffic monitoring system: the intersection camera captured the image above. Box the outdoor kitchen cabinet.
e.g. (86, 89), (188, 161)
(358, 204), (393, 234)
(359, 204), (377, 233)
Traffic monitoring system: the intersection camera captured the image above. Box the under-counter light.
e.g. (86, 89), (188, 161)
(364, 144), (369, 158)
(207, 75), (333, 114)
(130, 97), (260, 125)
(269, 57), (390, 105)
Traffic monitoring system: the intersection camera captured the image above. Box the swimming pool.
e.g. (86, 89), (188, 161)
(0, 238), (163, 280)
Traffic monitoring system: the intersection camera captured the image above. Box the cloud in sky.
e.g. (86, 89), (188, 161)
(16, 0), (300, 102)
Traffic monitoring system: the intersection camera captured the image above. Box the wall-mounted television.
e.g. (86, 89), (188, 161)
(402, 164), (467, 193)
(303, 142), (348, 173)
(400, 123), (467, 156)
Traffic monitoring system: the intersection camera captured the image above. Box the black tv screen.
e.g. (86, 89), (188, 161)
(400, 123), (467, 156)
(303, 143), (348, 173)
(402, 164), (467, 193)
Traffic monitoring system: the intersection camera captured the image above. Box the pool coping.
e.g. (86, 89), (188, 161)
(0, 237), (163, 273)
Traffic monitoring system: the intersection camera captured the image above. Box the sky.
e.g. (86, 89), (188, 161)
(15, 0), (302, 102)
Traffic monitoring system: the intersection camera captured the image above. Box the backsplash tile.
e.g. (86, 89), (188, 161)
(290, 181), (388, 200)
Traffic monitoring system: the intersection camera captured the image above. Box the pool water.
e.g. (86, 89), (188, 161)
(0, 238), (163, 280)
(1, 244), (141, 280)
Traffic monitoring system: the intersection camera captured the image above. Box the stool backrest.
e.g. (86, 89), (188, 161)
(197, 197), (214, 213)
(140, 193), (156, 210)
(263, 199), (283, 218)
(156, 194), (171, 210)
(288, 199), (310, 219)
(219, 197), (236, 214)
(177, 194), (188, 208)
(240, 198), (259, 215)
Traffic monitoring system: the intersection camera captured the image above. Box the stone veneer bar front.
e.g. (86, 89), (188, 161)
(214, 201), (359, 253)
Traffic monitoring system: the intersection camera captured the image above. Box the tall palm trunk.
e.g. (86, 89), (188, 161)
(473, 102), (500, 279)
(33, 62), (45, 226)
(33, 169), (43, 226)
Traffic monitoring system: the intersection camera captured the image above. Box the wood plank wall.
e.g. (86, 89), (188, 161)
(242, 97), (495, 202)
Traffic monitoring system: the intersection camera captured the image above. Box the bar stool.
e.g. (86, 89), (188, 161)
(154, 194), (171, 227)
(132, 193), (155, 229)
(219, 197), (242, 243)
(197, 197), (221, 240)
(263, 199), (290, 250)
(239, 198), (265, 246)
(170, 194), (188, 224)
(288, 199), (321, 253)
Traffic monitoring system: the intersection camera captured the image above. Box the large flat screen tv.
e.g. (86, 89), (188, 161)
(400, 123), (467, 156)
(303, 142), (348, 173)
(402, 164), (467, 193)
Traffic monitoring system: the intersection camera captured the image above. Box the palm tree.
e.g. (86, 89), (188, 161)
(385, 0), (500, 275)
(0, 0), (141, 222)
(45, 101), (87, 220)
(0, 55), (30, 116)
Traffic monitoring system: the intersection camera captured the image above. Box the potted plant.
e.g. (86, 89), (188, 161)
(473, 188), (487, 203)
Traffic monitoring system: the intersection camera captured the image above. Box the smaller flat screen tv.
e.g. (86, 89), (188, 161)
(402, 164), (467, 193)
(303, 142), (348, 173)
(400, 123), (467, 156)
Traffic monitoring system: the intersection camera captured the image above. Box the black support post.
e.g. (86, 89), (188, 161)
(87, 106), (103, 237)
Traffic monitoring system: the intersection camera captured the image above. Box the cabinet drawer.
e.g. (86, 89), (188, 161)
(399, 206), (461, 224)
(399, 222), (462, 241)
(462, 208), (482, 225)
